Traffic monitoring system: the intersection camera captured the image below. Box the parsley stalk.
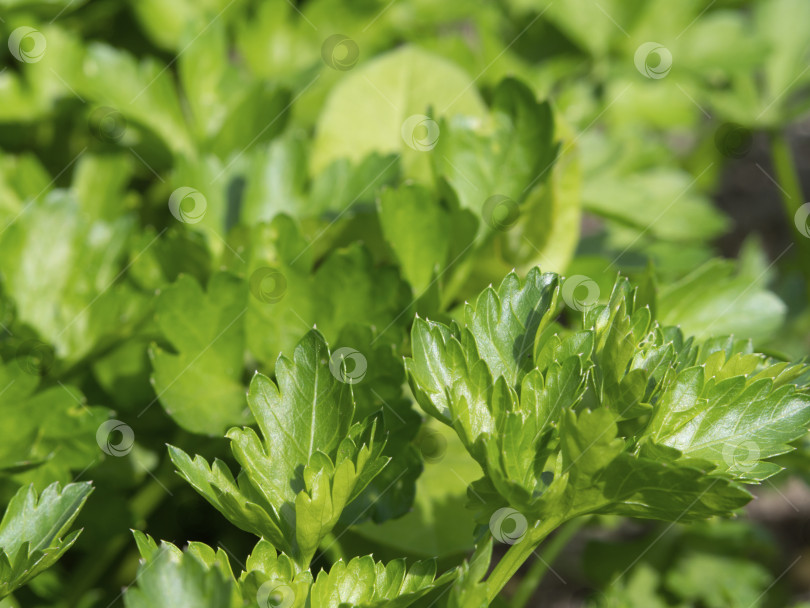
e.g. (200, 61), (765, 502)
(486, 513), (565, 602)
(510, 516), (590, 607)
(769, 129), (810, 288)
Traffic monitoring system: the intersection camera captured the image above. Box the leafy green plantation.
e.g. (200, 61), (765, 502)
(1, 0), (810, 606)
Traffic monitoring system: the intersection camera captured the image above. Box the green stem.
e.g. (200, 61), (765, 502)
(769, 130), (810, 285)
(130, 471), (178, 525)
(770, 130), (805, 219)
(485, 514), (566, 603)
(510, 516), (589, 608)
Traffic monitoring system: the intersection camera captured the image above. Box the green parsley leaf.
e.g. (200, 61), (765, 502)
(170, 329), (389, 569)
(0, 481), (92, 598)
(150, 272), (250, 436)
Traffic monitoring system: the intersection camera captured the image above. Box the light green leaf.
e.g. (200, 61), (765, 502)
(77, 43), (193, 156)
(0, 482), (92, 598)
(0, 0), (87, 9)
(446, 538), (492, 608)
(243, 330), (354, 495)
(658, 258), (786, 342)
(239, 538), (311, 608)
(650, 361), (810, 481)
(750, 0), (810, 125)
(377, 184), (450, 294)
(123, 542), (240, 608)
(130, 0), (233, 51)
(309, 554), (447, 608)
(244, 217), (410, 370)
(150, 272), (250, 436)
(71, 153), (136, 222)
(177, 22), (291, 157)
(171, 330), (389, 569)
(464, 268), (559, 388)
(0, 191), (143, 362)
(433, 77), (556, 217)
(407, 268), (810, 526)
(664, 553), (771, 608)
(582, 167), (728, 242)
(0, 360), (108, 485)
(311, 45), (488, 181)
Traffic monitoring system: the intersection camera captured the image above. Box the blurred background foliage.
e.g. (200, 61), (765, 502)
(0, 0), (809, 606)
